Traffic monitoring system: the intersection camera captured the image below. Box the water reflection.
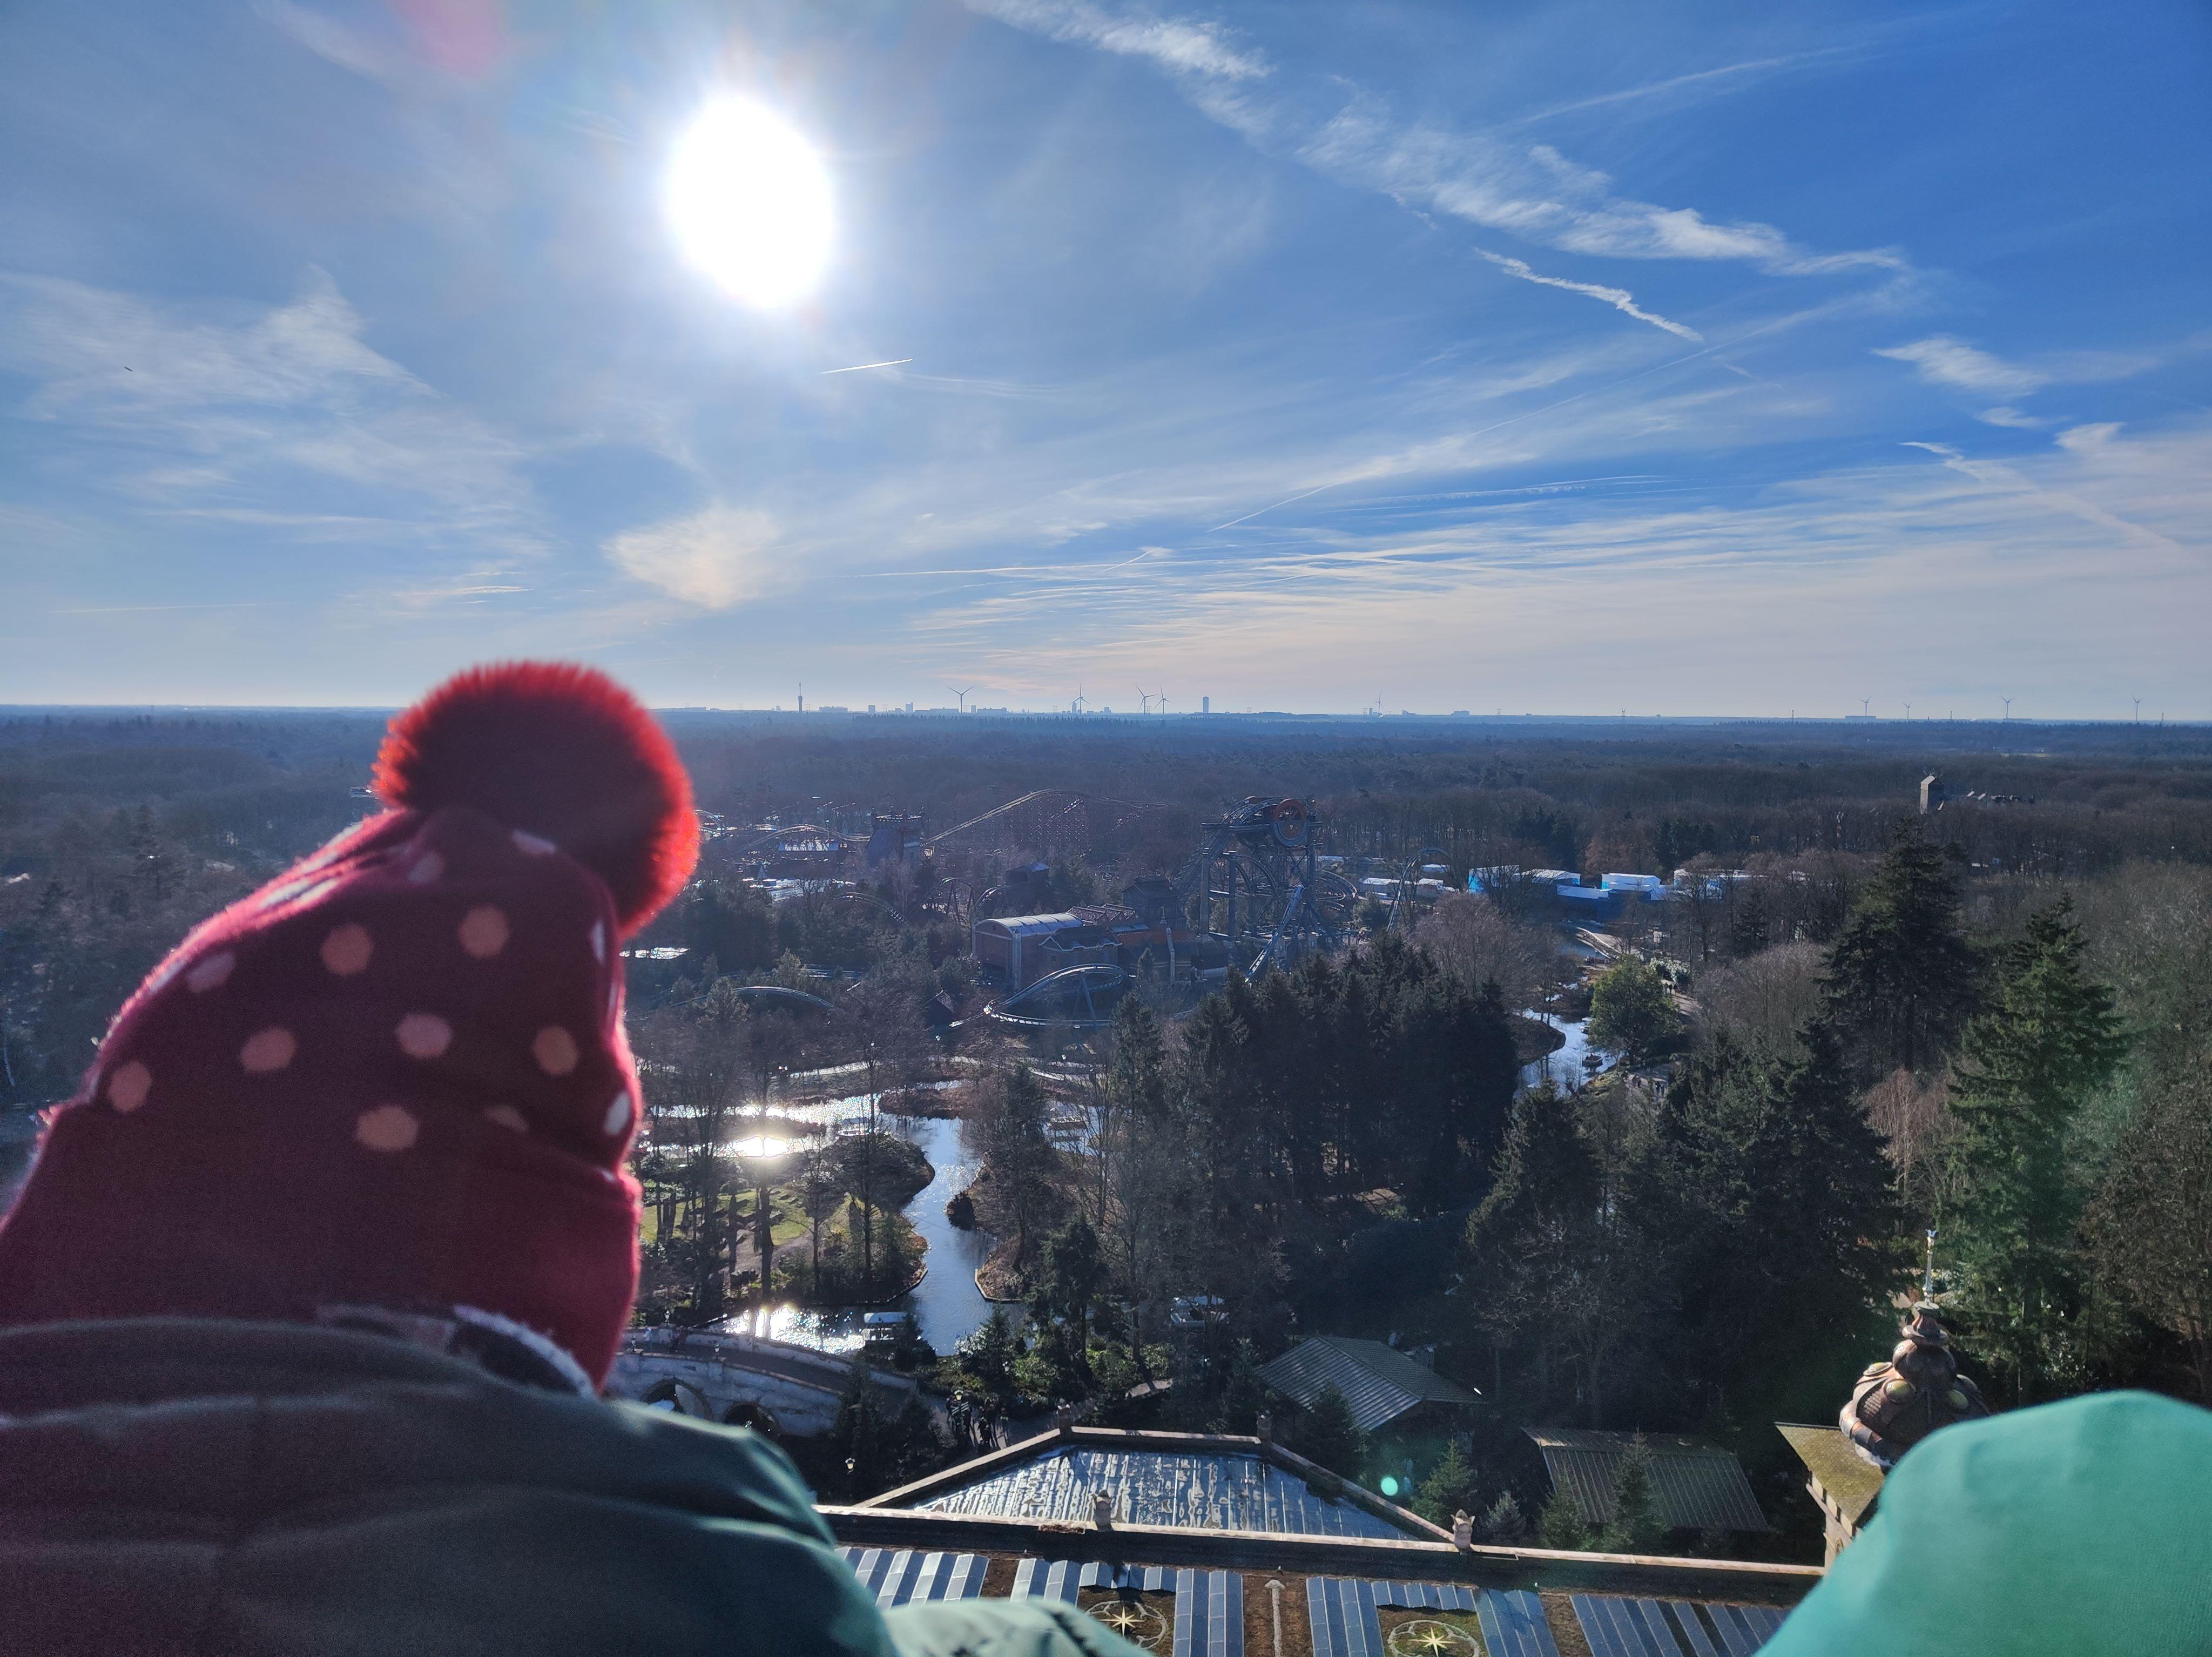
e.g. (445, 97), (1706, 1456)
(699, 1113), (1008, 1357)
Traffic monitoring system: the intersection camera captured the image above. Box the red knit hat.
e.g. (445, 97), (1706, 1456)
(0, 663), (697, 1385)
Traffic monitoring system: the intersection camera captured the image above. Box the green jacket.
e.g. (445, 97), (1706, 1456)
(0, 1317), (1139, 1657)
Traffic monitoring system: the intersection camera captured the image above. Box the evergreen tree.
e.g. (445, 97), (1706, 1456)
(1600, 1433), (1665, 1553)
(1945, 898), (2126, 1402)
(1297, 1382), (1365, 1478)
(1413, 1439), (1481, 1525)
(1587, 958), (1678, 1063)
(2087, 1056), (2212, 1403)
(1479, 1491), (1528, 1545)
(1537, 1489), (1589, 1550)
(1466, 1086), (1655, 1424)
(1028, 1214), (1105, 1384)
(960, 1306), (1022, 1401)
(1823, 821), (1981, 1076)
(1215, 1338), (1264, 1434)
(1655, 1023), (1899, 1425)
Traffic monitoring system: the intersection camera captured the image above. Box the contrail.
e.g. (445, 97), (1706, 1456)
(820, 358), (913, 374)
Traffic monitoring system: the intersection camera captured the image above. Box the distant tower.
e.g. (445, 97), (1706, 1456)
(1919, 773), (1946, 815)
(1202, 696), (1210, 715)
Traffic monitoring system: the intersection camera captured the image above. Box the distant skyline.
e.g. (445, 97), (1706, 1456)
(3, 2), (2208, 716)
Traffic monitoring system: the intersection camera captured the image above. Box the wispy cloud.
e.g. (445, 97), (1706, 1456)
(604, 504), (783, 609)
(0, 270), (542, 558)
(963, 0), (1267, 80)
(1876, 335), (2048, 396)
(1474, 249), (1701, 340)
(1505, 48), (1858, 126)
(970, 0), (1908, 328)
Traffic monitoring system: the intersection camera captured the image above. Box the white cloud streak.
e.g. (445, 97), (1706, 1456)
(1876, 335), (2048, 395)
(1474, 248), (1702, 340)
(963, 0), (1268, 80)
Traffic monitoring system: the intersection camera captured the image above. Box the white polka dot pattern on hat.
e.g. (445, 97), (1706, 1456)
(603, 1093), (631, 1137)
(396, 1014), (452, 1060)
(512, 829), (556, 856)
(186, 952), (235, 994)
(408, 852), (444, 884)
(355, 1104), (419, 1152)
(107, 1061), (151, 1113)
(321, 924), (373, 976)
(533, 1026), (579, 1076)
(240, 1027), (296, 1074)
(458, 905), (509, 959)
(484, 1105), (528, 1133)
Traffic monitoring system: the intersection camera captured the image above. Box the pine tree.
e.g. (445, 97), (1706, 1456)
(1479, 1491), (1528, 1545)
(1215, 1339), (1264, 1435)
(1537, 1488), (1589, 1550)
(1466, 1086), (1653, 1424)
(2087, 1056), (2212, 1403)
(1297, 1382), (1365, 1478)
(1945, 897), (2126, 1402)
(1656, 1023), (1899, 1425)
(1824, 821), (1981, 1076)
(1601, 1433), (1665, 1553)
(1414, 1439), (1481, 1525)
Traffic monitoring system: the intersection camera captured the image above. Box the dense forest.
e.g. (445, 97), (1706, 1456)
(3, 709), (2209, 1557)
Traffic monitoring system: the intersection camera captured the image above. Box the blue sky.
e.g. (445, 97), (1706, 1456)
(2, 1), (2207, 716)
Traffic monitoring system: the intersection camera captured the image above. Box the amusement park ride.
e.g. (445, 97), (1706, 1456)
(986, 796), (1358, 1030)
(1176, 795), (1357, 974)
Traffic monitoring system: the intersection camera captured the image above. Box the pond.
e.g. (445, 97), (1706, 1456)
(709, 1108), (1003, 1357)
(1520, 1013), (1610, 1092)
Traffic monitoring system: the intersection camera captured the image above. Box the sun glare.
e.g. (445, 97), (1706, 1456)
(665, 99), (832, 308)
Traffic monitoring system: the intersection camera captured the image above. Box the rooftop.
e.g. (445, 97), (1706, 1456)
(1258, 1336), (1481, 1434)
(1526, 1429), (1770, 1535)
(1775, 1424), (1884, 1528)
(820, 1427), (1816, 1656)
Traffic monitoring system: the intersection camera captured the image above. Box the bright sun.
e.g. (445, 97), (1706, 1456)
(665, 99), (832, 308)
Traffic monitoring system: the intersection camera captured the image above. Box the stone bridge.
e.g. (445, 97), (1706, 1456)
(605, 1327), (921, 1440)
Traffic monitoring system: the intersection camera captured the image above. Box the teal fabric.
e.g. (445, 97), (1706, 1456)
(1769, 1390), (2212, 1656)
(0, 1317), (1138, 1657)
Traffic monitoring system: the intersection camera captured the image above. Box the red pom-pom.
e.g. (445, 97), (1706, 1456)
(374, 662), (698, 935)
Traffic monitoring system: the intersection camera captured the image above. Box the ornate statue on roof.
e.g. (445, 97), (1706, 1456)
(1842, 1231), (1992, 1469)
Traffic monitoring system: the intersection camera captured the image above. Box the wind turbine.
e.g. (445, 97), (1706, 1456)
(947, 684), (975, 713)
(1861, 697), (1872, 718)
(1072, 684), (1087, 715)
(1157, 690), (1171, 716)
(1905, 702), (1912, 721)
(1134, 685), (1152, 715)
(2001, 696), (2012, 722)
(2134, 697), (2143, 724)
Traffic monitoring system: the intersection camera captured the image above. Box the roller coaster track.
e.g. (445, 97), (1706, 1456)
(925, 790), (1176, 857)
(983, 962), (1127, 1028)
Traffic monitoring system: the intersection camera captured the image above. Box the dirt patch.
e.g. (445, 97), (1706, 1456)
(1244, 1575), (1310, 1657)
(979, 1556), (1020, 1599)
(1540, 1592), (1594, 1657)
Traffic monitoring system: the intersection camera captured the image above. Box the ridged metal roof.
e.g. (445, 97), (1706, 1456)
(915, 1445), (1405, 1537)
(1526, 1428), (1769, 1534)
(1257, 1337), (1481, 1433)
